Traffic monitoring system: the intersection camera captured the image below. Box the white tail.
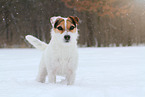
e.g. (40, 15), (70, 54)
(25, 35), (48, 51)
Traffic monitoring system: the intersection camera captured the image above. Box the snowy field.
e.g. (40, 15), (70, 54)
(0, 47), (145, 97)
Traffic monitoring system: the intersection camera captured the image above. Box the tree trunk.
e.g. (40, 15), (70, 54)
(86, 12), (96, 47)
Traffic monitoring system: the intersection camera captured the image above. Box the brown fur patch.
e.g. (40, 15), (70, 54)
(68, 16), (79, 25)
(54, 18), (65, 34)
(67, 18), (77, 33)
(54, 17), (79, 34)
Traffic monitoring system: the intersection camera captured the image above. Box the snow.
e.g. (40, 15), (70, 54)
(0, 47), (145, 97)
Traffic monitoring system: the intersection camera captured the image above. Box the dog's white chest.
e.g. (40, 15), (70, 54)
(44, 44), (78, 76)
(54, 48), (74, 75)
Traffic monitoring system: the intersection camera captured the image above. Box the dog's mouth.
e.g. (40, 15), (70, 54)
(65, 40), (70, 43)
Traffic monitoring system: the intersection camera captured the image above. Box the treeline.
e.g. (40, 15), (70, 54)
(0, 0), (145, 47)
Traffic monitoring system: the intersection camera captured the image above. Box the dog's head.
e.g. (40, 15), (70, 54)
(50, 16), (79, 44)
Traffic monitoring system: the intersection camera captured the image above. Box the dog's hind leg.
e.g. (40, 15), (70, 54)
(36, 61), (47, 83)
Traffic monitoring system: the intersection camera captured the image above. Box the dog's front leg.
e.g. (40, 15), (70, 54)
(48, 70), (56, 83)
(66, 70), (76, 85)
(36, 61), (47, 83)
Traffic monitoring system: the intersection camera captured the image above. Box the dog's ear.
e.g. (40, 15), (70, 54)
(69, 16), (79, 25)
(50, 16), (61, 26)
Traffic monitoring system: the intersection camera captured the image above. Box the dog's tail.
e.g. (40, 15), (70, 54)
(25, 35), (48, 51)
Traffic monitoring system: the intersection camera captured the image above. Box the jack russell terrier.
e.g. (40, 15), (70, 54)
(25, 16), (79, 85)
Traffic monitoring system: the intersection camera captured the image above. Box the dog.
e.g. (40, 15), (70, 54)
(25, 16), (79, 85)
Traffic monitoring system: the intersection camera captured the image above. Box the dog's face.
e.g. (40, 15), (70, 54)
(50, 16), (79, 44)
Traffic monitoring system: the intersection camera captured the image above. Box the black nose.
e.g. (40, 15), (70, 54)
(64, 35), (70, 41)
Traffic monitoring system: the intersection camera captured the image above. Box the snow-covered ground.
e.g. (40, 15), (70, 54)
(0, 47), (145, 97)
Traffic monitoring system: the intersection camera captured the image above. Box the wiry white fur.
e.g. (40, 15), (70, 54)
(25, 16), (79, 85)
(25, 35), (48, 51)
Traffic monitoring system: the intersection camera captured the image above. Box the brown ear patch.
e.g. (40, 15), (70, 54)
(68, 16), (79, 26)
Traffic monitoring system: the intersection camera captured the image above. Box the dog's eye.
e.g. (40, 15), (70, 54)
(70, 26), (75, 30)
(57, 26), (63, 30)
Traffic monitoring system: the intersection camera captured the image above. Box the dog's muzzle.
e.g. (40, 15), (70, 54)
(64, 35), (70, 42)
